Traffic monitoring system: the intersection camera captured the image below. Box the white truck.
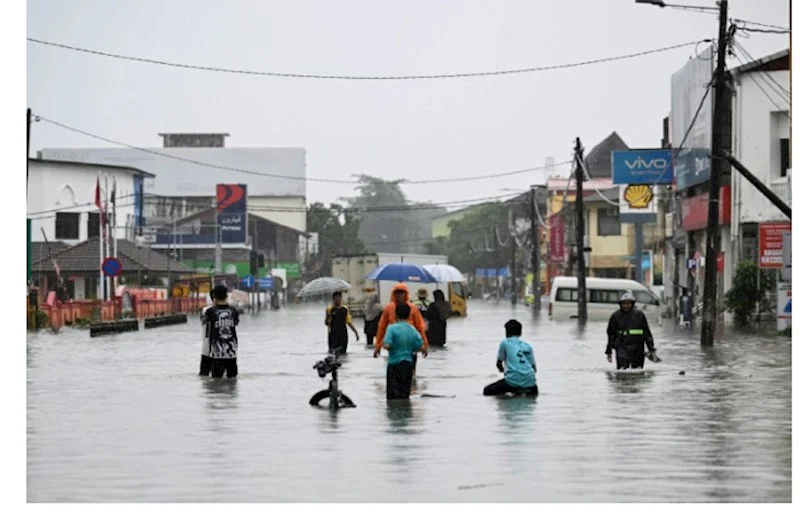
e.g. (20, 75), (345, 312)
(331, 252), (450, 316)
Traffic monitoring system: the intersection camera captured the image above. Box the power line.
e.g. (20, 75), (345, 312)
(27, 38), (704, 81)
(730, 18), (790, 32)
(731, 40), (790, 103)
(34, 115), (571, 185)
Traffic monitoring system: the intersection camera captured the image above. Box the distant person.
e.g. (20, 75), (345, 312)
(483, 319), (538, 396)
(199, 289), (216, 376)
(205, 285), (240, 378)
(325, 291), (359, 354)
(427, 289), (452, 346)
(375, 283), (429, 374)
(605, 292), (657, 370)
(375, 302), (427, 400)
(363, 293), (383, 347)
(413, 288), (431, 331)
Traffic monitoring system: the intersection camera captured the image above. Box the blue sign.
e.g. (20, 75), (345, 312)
(784, 299), (791, 314)
(241, 275), (254, 288)
(258, 277), (273, 289)
(687, 259), (698, 270)
(217, 184), (248, 244)
(476, 268), (487, 278)
(641, 253), (652, 271)
(102, 257), (123, 277)
(674, 148), (711, 191)
(498, 267), (510, 278)
(612, 150), (674, 185)
(487, 269), (498, 278)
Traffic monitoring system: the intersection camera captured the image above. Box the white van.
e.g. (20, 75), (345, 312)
(548, 276), (661, 322)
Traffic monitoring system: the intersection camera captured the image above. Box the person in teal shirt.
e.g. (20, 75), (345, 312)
(374, 303), (426, 399)
(483, 319), (538, 396)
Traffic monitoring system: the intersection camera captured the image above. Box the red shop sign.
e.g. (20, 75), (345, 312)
(681, 185), (732, 232)
(549, 214), (566, 263)
(759, 222), (791, 269)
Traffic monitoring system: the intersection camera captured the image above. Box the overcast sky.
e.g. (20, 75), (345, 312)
(27, 0), (790, 207)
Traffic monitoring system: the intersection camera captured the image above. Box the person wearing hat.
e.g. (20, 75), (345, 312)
(605, 292), (657, 370)
(413, 288), (431, 328)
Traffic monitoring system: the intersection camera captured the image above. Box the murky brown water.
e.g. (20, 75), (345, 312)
(26, 301), (791, 502)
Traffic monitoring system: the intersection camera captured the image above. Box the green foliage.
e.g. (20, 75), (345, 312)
(346, 175), (445, 253)
(724, 260), (775, 326)
(437, 202), (517, 274)
(306, 202), (365, 276)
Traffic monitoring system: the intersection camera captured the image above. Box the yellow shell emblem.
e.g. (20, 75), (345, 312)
(624, 185), (653, 209)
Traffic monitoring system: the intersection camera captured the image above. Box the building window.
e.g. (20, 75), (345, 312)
(780, 138), (790, 177)
(88, 212), (100, 239)
(597, 207), (621, 236)
(55, 212), (80, 240)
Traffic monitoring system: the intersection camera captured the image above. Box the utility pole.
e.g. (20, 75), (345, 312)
(510, 207), (517, 306)
(574, 138), (588, 323)
(530, 186), (541, 312)
(700, 0), (729, 347)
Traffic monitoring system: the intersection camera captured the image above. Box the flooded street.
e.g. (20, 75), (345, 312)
(27, 301), (791, 503)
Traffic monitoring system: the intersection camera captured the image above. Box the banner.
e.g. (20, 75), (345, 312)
(759, 222), (791, 269)
(619, 184), (656, 215)
(549, 214), (566, 263)
(216, 184), (248, 244)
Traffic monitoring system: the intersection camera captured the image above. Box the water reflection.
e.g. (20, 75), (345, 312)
(202, 377), (238, 411)
(495, 395), (536, 431)
(604, 370), (655, 395)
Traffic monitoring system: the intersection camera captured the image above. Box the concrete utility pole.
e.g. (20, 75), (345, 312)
(530, 186), (542, 312)
(574, 138), (588, 323)
(510, 207), (517, 306)
(700, 0), (729, 347)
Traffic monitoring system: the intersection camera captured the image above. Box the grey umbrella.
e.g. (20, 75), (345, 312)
(297, 277), (352, 298)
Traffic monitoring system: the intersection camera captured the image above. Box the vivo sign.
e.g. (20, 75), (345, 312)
(612, 149), (674, 185)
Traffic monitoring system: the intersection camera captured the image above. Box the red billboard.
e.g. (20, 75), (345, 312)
(681, 185), (732, 232)
(759, 222), (791, 269)
(549, 214), (566, 263)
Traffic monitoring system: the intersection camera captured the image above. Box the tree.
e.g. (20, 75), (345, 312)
(438, 203), (516, 274)
(306, 202), (364, 277)
(724, 260), (775, 326)
(347, 175), (445, 253)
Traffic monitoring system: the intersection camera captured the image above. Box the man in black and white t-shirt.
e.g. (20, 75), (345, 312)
(204, 285), (240, 378)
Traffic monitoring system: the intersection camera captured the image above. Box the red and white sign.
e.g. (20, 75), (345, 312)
(717, 252), (724, 273)
(759, 222), (791, 269)
(549, 214), (566, 264)
(681, 185), (732, 232)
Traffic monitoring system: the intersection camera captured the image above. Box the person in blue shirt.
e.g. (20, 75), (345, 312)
(374, 302), (427, 400)
(483, 319), (538, 396)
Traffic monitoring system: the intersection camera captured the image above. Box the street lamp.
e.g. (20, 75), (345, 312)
(636, 0), (719, 14)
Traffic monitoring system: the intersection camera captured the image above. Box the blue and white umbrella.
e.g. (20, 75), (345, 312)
(366, 262), (439, 283)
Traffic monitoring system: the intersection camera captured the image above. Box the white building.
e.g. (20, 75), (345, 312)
(40, 134), (308, 233)
(729, 49), (791, 292)
(27, 159), (154, 245)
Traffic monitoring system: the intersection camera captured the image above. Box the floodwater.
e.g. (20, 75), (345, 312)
(27, 301), (791, 503)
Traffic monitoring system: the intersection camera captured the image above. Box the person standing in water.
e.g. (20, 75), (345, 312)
(483, 319), (538, 396)
(375, 303), (426, 400)
(605, 292), (657, 370)
(199, 288), (216, 376)
(375, 283), (429, 373)
(205, 285), (240, 378)
(427, 289), (452, 346)
(363, 293), (383, 347)
(413, 288), (431, 332)
(325, 291), (360, 354)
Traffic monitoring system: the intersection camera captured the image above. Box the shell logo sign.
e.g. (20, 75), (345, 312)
(619, 184), (655, 215)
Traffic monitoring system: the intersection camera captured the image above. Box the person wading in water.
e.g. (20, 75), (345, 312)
(325, 291), (359, 354)
(605, 292), (657, 370)
(375, 283), (429, 375)
(363, 293), (383, 347)
(426, 289), (452, 346)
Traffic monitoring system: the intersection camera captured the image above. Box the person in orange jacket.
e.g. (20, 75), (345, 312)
(374, 283), (429, 371)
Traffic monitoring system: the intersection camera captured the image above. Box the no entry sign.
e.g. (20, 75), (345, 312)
(102, 257), (123, 277)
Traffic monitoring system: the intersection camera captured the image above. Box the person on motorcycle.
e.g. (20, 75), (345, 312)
(605, 292), (657, 370)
